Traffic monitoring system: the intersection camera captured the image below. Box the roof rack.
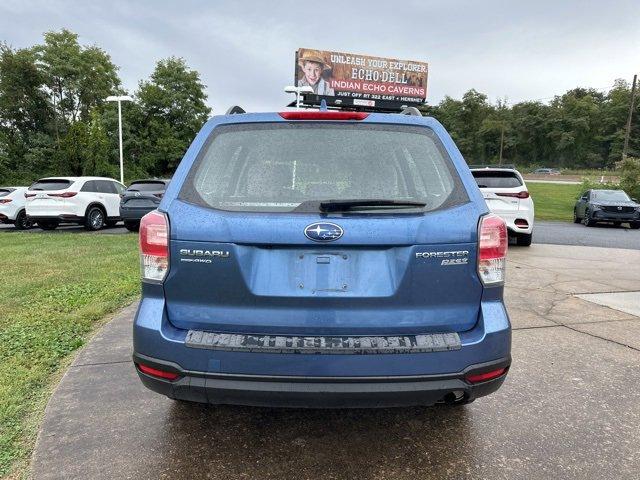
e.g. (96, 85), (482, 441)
(468, 164), (517, 170)
(225, 105), (246, 115)
(400, 106), (422, 116)
(287, 94), (426, 115)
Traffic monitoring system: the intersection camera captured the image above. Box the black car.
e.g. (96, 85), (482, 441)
(120, 179), (170, 231)
(574, 189), (640, 228)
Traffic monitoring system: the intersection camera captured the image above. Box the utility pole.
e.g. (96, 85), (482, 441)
(622, 74), (637, 160)
(498, 123), (505, 166)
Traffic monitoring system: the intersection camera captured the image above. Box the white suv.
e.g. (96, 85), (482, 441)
(470, 167), (534, 246)
(25, 177), (125, 231)
(0, 187), (33, 230)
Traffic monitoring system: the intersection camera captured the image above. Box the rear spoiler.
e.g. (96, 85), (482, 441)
(468, 164), (517, 170)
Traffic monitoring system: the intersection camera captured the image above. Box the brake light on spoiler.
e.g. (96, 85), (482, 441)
(139, 210), (169, 283)
(478, 214), (507, 285)
(279, 111), (369, 120)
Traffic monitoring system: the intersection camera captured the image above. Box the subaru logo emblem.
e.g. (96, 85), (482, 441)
(617, 206), (622, 210)
(304, 222), (343, 242)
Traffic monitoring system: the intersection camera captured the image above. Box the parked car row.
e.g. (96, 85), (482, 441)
(0, 177), (170, 231)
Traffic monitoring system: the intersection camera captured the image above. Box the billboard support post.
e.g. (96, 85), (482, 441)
(284, 86), (314, 110)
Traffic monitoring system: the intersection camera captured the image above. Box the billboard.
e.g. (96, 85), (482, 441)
(295, 48), (428, 107)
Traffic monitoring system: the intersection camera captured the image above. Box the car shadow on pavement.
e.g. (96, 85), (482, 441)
(147, 402), (475, 478)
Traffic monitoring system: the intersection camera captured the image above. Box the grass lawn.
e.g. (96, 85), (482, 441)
(0, 232), (139, 478)
(527, 182), (582, 222)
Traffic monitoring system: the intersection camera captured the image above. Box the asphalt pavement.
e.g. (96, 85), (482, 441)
(533, 220), (640, 250)
(30, 245), (640, 480)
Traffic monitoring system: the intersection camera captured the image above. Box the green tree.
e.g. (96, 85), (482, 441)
(0, 44), (53, 183)
(33, 29), (120, 141)
(83, 110), (115, 177)
(547, 88), (604, 168)
(131, 57), (210, 176)
(509, 101), (553, 167)
(55, 120), (89, 175)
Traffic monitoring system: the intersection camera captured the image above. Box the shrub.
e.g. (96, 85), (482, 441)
(618, 157), (640, 200)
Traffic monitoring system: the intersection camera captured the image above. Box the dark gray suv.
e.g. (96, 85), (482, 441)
(574, 189), (640, 228)
(119, 179), (170, 231)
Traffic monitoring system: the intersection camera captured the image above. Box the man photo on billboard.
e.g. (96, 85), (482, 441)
(297, 50), (335, 96)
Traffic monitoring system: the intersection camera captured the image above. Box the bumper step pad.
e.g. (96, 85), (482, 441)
(184, 330), (461, 354)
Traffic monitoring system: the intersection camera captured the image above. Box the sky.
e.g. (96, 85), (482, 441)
(1, 0), (639, 114)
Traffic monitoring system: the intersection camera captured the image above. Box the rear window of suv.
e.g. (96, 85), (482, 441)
(29, 179), (73, 191)
(180, 123), (467, 213)
(0, 188), (15, 197)
(127, 181), (166, 192)
(471, 171), (522, 188)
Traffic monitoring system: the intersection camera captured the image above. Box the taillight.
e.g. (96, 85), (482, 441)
(136, 363), (180, 381)
(25, 193), (36, 198)
(0, 199), (12, 204)
(48, 191), (77, 198)
(278, 111), (369, 120)
(478, 214), (507, 285)
(465, 367), (507, 384)
(496, 191), (529, 199)
(139, 210), (169, 283)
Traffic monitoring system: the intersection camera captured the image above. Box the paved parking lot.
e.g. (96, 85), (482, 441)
(31, 244), (640, 479)
(534, 221), (640, 250)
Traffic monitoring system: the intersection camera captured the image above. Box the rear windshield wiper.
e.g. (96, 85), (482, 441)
(318, 199), (427, 212)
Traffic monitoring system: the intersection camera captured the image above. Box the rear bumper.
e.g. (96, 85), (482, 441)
(120, 206), (154, 221)
(496, 212), (534, 234)
(133, 287), (512, 407)
(0, 205), (19, 222)
(134, 352), (510, 408)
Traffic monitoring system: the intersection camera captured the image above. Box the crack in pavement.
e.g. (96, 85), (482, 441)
(513, 323), (640, 352)
(72, 360), (131, 368)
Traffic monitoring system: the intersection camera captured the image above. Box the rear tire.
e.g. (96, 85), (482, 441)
(37, 220), (59, 230)
(124, 220), (139, 232)
(14, 210), (33, 230)
(84, 206), (105, 231)
(516, 232), (533, 246)
(105, 220), (118, 228)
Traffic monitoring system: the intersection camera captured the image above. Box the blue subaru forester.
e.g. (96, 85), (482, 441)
(133, 108), (511, 408)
